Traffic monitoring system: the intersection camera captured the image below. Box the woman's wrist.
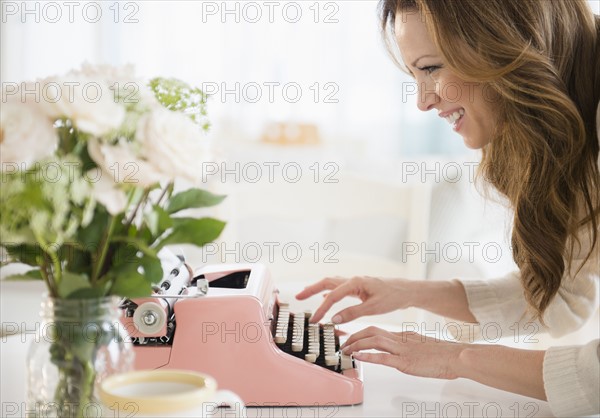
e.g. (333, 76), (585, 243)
(457, 344), (547, 400)
(407, 279), (477, 323)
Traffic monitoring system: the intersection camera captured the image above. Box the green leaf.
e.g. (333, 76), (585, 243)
(3, 244), (44, 266)
(59, 244), (92, 276)
(67, 286), (106, 299)
(3, 270), (43, 281)
(144, 205), (173, 236)
(102, 241), (162, 298)
(166, 189), (226, 214)
(112, 237), (158, 259)
(77, 206), (110, 249)
(58, 271), (92, 299)
(157, 217), (226, 249)
(108, 271), (153, 299)
(110, 238), (163, 284)
(139, 254), (163, 285)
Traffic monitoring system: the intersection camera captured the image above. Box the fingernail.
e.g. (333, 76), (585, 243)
(332, 315), (342, 324)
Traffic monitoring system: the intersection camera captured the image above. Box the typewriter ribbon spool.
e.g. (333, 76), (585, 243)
(133, 301), (168, 335)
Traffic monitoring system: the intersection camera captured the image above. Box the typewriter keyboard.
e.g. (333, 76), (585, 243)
(273, 302), (355, 372)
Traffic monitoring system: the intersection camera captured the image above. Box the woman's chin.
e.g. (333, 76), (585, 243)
(461, 135), (486, 150)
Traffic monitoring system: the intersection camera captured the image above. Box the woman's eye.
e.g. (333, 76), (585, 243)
(420, 65), (441, 75)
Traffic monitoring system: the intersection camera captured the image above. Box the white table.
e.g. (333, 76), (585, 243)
(0, 276), (556, 417)
(1, 325), (554, 418)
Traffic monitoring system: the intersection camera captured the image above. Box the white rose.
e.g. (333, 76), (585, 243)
(67, 63), (160, 108)
(87, 169), (129, 215)
(87, 137), (164, 188)
(0, 94), (58, 169)
(40, 74), (125, 137)
(136, 108), (207, 184)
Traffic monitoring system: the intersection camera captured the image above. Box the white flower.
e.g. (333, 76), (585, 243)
(67, 62), (160, 108)
(87, 137), (164, 188)
(0, 93), (58, 169)
(40, 74), (125, 137)
(136, 108), (207, 184)
(87, 108), (207, 189)
(87, 169), (129, 215)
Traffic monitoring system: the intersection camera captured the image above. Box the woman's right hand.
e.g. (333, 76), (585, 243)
(295, 276), (418, 324)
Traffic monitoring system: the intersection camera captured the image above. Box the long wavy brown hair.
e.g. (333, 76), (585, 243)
(380, 0), (600, 320)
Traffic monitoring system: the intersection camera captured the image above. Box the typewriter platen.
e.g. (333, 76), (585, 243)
(120, 260), (364, 406)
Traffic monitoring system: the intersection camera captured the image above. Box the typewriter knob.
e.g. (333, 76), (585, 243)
(142, 311), (157, 326)
(133, 301), (167, 335)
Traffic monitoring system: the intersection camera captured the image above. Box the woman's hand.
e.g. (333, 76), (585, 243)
(296, 276), (478, 324)
(341, 326), (465, 380)
(295, 276), (418, 324)
(341, 326), (547, 400)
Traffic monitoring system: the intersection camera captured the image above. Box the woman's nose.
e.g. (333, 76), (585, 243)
(416, 80), (439, 112)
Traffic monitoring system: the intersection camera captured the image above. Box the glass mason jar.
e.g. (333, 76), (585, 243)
(26, 296), (134, 418)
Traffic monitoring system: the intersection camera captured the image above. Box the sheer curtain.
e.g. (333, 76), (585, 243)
(1, 0), (469, 158)
(3, 0), (597, 157)
(2, 0), (599, 158)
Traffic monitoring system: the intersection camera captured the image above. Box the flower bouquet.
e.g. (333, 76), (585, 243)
(0, 64), (225, 416)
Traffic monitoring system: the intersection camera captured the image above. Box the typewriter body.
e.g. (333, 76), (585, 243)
(121, 259), (364, 406)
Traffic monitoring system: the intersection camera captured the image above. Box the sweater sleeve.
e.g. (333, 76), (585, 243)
(452, 230), (598, 341)
(543, 339), (600, 417)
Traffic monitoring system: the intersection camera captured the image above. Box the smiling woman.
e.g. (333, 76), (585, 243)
(383, 0), (600, 326)
(297, 1), (600, 417)
(391, 11), (497, 149)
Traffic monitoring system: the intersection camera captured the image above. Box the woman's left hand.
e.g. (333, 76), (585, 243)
(341, 326), (466, 380)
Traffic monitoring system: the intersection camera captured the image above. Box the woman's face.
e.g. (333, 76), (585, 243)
(395, 11), (497, 149)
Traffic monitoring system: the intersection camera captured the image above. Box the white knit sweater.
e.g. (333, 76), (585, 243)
(457, 103), (600, 417)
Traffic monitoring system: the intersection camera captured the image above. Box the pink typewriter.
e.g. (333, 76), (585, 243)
(120, 253), (364, 406)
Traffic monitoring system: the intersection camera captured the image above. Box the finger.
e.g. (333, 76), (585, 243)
(342, 335), (399, 355)
(333, 303), (369, 324)
(334, 328), (348, 337)
(341, 326), (387, 349)
(309, 280), (359, 323)
(295, 277), (344, 300)
(352, 352), (398, 369)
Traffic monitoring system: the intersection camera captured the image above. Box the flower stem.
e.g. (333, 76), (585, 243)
(155, 182), (174, 207)
(92, 215), (118, 285)
(38, 254), (58, 298)
(76, 360), (96, 418)
(34, 232), (61, 295)
(124, 188), (150, 230)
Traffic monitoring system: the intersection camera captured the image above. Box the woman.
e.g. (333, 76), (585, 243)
(296, 1), (600, 416)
